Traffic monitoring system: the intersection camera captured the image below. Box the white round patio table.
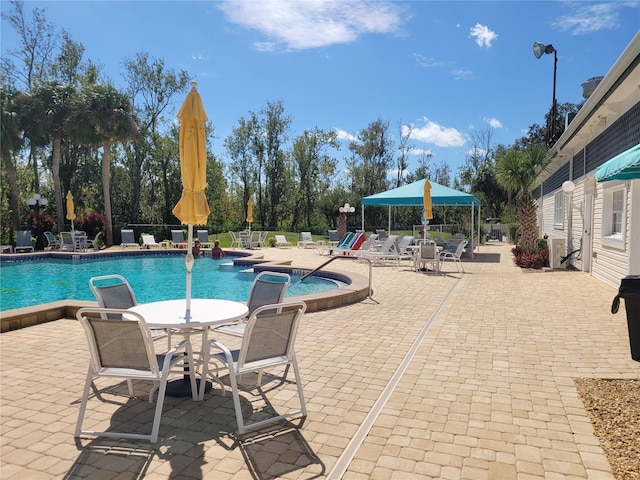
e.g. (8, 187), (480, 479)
(129, 298), (248, 400)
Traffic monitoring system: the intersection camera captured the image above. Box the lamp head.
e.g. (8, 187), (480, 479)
(533, 42), (555, 59)
(562, 181), (575, 194)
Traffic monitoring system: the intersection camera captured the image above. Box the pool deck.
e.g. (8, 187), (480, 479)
(1, 242), (638, 479)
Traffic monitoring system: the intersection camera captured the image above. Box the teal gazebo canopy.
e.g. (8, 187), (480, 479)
(362, 179), (480, 207)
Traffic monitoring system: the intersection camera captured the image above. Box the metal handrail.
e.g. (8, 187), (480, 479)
(300, 255), (376, 303)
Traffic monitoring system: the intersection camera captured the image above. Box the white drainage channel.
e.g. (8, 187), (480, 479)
(326, 275), (463, 480)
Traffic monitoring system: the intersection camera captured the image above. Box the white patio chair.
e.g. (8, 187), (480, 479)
(170, 230), (187, 249)
(75, 307), (198, 443)
(415, 240), (439, 273)
(120, 229), (139, 248)
(44, 231), (60, 250)
(439, 240), (468, 273)
(86, 231), (102, 251)
(229, 231), (242, 249)
(208, 301), (307, 434)
(60, 232), (76, 251)
(275, 235), (292, 248)
(297, 232), (317, 248)
(142, 234), (161, 249)
(215, 271), (291, 337)
(197, 230), (214, 249)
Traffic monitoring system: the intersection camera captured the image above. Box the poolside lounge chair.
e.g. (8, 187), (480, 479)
(352, 233), (379, 256)
(142, 234), (161, 249)
(439, 240), (467, 273)
(208, 301), (307, 434)
(85, 232), (102, 251)
(328, 230), (340, 246)
(15, 230), (34, 253)
(275, 235), (292, 248)
(215, 271), (291, 337)
(376, 229), (388, 241)
(361, 234), (400, 264)
(75, 307), (197, 443)
(331, 232), (368, 256)
(297, 232), (317, 249)
(171, 230), (187, 249)
(196, 230), (213, 249)
(120, 229), (139, 248)
(44, 231), (60, 250)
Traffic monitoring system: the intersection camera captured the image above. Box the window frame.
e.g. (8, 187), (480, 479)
(553, 190), (564, 229)
(601, 181), (627, 250)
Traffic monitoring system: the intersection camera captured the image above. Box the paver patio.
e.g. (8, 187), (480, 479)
(1, 242), (638, 479)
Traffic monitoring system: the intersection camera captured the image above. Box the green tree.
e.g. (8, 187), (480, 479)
(0, 86), (24, 234)
(226, 115), (259, 225)
(495, 146), (549, 253)
(82, 84), (137, 246)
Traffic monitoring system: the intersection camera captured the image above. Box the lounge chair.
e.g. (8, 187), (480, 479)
(142, 234), (161, 249)
(331, 232), (369, 256)
(75, 307), (197, 443)
(85, 232), (102, 251)
(439, 240), (467, 273)
(215, 271), (291, 337)
(275, 235), (292, 248)
(15, 230), (34, 253)
(376, 229), (388, 241)
(352, 233), (379, 256)
(208, 301), (307, 434)
(328, 229), (340, 246)
(196, 230), (213, 249)
(170, 230), (187, 249)
(361, 234), (399, 264)
(297, 232), (317, 249)
(120, 229), (139, 248)
(43, 231), (60, 250)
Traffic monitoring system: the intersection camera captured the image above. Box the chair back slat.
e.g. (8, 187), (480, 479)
(247, 272), (290, 316)
(89, 318), (152, 370)
(243, 310), (298, 364)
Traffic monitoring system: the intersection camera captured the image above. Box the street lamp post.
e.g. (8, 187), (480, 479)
(533, 41), (558, 147)
(26, 194), (48, 250)
(337, 203), (355, 239)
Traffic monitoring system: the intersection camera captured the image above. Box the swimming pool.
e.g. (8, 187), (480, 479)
(0, 254), (339, 312)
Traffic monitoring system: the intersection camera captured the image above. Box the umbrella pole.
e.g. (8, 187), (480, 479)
(185, 225), (194, 320)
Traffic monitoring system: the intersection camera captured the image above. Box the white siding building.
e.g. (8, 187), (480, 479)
(533, 32), (640, 289)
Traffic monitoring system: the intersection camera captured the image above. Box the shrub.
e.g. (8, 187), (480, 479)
(512, 246), (549, 269)
(75, 211), (105, 237)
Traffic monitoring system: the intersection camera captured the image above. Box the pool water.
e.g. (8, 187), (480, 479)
(0, 255), (337, 312)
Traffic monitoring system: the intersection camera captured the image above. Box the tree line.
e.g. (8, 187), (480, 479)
(1, 1), (579, 255)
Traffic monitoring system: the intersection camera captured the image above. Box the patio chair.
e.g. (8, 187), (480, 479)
(328, 229), (340, 246)
(415, 240), (439, 273)
(330, 232), (366, 256)
(352, 233), (379, 256)
(142, 234), (161, 249)
(60, 232), (76, 251)
(197, 230), (213, 249)
(89, 274), (167, 343)
(75, 307), (197, 443)
(14, 230), (34, 253)
(229, 231), (242, 249)
(120, 229), (139, 248)
(376, 229), (388, 241)
(250, 231), (261, 249)
(258, 231), (269, 248)
(275, 235), (292, 248)
(208, 301), (307, 434)
(86, 232), (102, 251)
(439, 240), (467, 273)
(297, 232), (317, 249)
(360, 234), (399, 263)
(44, 231), (60, 250)
(171, 230), (187, 249)
(215, 271), (291, 337)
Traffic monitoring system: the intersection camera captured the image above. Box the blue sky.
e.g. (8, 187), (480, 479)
(2, 1), (639, 179)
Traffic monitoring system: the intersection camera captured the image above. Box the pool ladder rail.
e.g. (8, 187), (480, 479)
(300, 255), (377, 304)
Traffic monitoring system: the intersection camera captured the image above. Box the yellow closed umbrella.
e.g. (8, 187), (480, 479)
(246, 199), (254, 232)
(66, 191), (75, 231)
(172, 81), (210, 317)
(422, 180), (433, 240)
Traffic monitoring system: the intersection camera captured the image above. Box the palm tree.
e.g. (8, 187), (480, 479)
(0, 86), (24, 236)
(82, 84), (137, 246)
(495, 146), (549, 254)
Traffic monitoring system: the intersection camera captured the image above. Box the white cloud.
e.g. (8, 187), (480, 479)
(469, 23), (497, 48)
(191, 54), (209, 61)
(552, 3), (623, 35)
(218, 0), (405, 51)
(413, 53), (450, 68)
(335, 128), (358, 142)
(408, 147), (435, 157)
(484, 117), (503, 129)
(451, 67), (473, 80)
(403, 118), (466, 148)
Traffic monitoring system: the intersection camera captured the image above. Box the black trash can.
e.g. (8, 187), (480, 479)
(611, 275), (640, 362)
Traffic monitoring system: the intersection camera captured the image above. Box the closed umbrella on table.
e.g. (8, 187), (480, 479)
(172, 81), (210, 318)
(66, 191), (75, 232)
(422, 180), (433, 240)
(246, 199), (253, 234)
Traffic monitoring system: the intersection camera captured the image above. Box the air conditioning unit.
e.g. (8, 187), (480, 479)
(549, 238), (566, 269)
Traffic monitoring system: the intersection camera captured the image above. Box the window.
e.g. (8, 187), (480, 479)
(554, 191), (564, 228)
(601, 181), (626, 250)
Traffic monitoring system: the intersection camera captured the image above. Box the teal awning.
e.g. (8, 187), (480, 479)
(362, 179), (480, 207)
(595, 144), (640, 182)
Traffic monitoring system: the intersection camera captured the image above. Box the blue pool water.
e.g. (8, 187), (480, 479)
(0, 255), (337, 311)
